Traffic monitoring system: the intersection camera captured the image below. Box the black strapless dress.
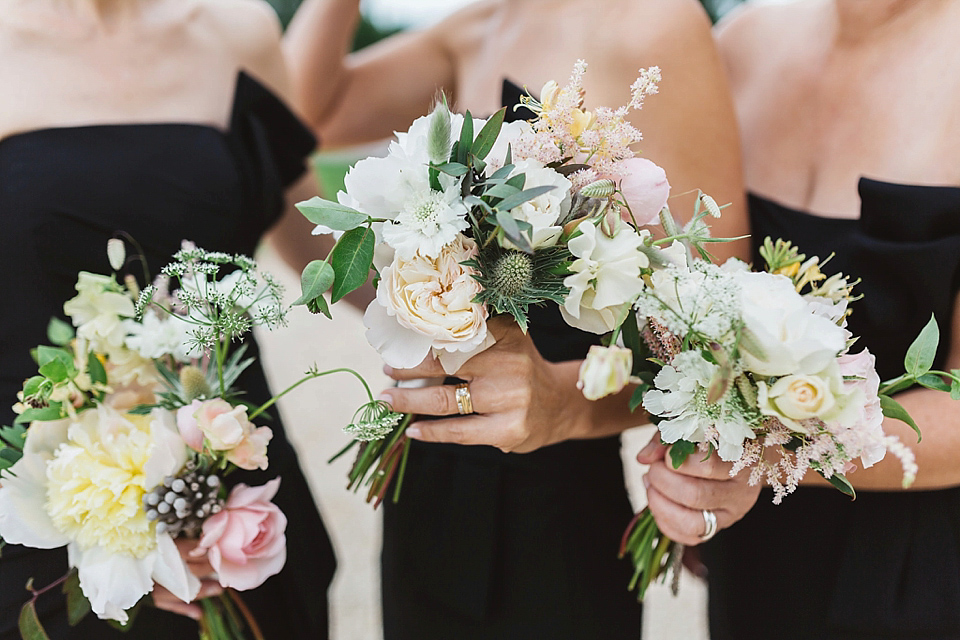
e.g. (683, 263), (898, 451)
(702, 179), (960, 640)
(379, 81), (641, 639)
(0, 72), (335, 639)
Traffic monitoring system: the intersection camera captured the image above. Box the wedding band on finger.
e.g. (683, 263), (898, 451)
(700, 509), (718, 542)
(454, 383), (474, 415)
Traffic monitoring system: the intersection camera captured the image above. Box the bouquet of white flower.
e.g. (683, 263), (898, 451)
(0, 240), (391, 639)
(291, 62), (721, 505)
(612, 237), (960, 599)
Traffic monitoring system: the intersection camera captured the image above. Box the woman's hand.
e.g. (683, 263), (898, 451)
(151, 538), (222, 621)
(379, 317), (581, 453)
(637, 433), (761, 546)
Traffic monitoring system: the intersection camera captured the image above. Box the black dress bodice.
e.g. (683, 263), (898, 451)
(0, 72), (334, 639)
(703, 179), (960, 639)
(379, 81), (640, 639)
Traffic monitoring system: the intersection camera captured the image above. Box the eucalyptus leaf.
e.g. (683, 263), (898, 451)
(880, 394), (922, 442)
(457, 111), (474, 166)
(307, 295), (332, 319)
(495, 210), (533, 254)
(432, 162), (469, 177)
(292, 260), (335, 306)
(496, 185), (556, 213)
(669, 440), (696, 469)
(295, 197), (368, 231)
(330, 227), (376, 303)
(18, 601), (51, 640)
(903, 314), (939, 376)
(488, 163), (516, 182)
(483, 183), (521, 200)
(14, 404), (64, 425)
(46, 318), (74, 347)
(471, 107), (506, 161)
(62, 569), (91, 626)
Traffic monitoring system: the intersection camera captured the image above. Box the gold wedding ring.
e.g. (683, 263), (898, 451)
(700, 509), (718, 542)
(454, 383), (474, 415)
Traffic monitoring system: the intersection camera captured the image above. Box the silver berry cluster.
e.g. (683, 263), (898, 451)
(143, 461), (224, 538)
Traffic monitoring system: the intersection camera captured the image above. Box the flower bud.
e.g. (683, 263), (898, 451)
(577, 345), (633, 401)
(107, 238), (126, 272)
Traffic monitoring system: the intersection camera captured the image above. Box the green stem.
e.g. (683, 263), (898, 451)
(249, 367), (374, 420)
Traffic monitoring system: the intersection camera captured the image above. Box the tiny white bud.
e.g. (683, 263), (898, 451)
(107, 238), (126, 271)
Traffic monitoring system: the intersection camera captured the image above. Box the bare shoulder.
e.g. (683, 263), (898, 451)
(716, 1), (819, 86)
(427, 0), (500, 54)
(191, 0), (288, 94)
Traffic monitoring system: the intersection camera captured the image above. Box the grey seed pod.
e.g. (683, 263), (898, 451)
(157, 502), (171, 515)
(171, 479), (186, 493)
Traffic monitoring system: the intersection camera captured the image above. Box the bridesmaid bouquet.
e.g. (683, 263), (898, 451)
(293, 61), (699, 504)
(612, 237), (960, 599)
(0, 240), (383, 639)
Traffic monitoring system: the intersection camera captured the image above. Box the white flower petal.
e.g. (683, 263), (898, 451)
(363, 299), (434, 370)
(151, 533), (201, 604)
(435, 332), (497, 375)
(74, 543), (154, 622)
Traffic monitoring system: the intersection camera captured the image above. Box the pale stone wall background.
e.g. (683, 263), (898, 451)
(254, 247), (709, 639)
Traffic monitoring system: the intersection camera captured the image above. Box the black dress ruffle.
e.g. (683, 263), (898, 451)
(702, 179), (960, 639)
(0, 72), (334, 639)
(379, 80), (641, 640)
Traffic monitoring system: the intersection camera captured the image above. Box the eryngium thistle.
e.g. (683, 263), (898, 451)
(491, 251), (534, 298)
(345, 400), (403, 442)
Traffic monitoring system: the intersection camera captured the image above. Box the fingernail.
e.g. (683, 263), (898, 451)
(383, 365), (395, 377)
(377, 391), (393, 406)
(638, 440), (656, 457)
(406, 425), (422, 439)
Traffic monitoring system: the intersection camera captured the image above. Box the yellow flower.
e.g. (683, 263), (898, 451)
(773, 262), (800, 278)
(570, 108), (596, 138)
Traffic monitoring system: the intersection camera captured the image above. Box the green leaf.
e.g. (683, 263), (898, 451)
(46, 318), (74, 347)
(470, 107), (506, 161)
(457, 111), (474, 166)
(330, 227), (376, 303)
(628, 385), (647, 413)
(307, 296), (332, 319)
(951, 371), (960, 401)
(488, 163), (515, 182)
(295, 197), (368, 231)
(495, 210), (533, 254)
(496, 185), (556, 214)
(87, 352), (107, 387)
(36, 347), (75, 383)
(822, 471), (856, 500)
(14, 404), (63, 425)
(669, 440), (696, 469)
(483, 183), (521, 200)
(880, 394), (922, 442)
(19, 601), (51, 640)
(62, 569), (91, 626)
(292, 260), (335, 306)
(904, 314), (939, 376)
(432, 162), (469, 177)
(916, 372), (951, 392)
(21, 376), (45, 399)
(0, 424), (28, 450)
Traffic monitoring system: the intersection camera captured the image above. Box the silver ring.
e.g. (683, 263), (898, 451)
(454, 383), (474, 415)
(700, 509), (717, 541)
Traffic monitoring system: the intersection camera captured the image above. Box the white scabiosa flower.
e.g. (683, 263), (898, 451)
(382, 185), (469, 260)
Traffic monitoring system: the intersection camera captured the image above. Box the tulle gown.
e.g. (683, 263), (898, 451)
(702, 179), (960, 640)
(0, 72), (335, 639)
(379, 80), (641, 640)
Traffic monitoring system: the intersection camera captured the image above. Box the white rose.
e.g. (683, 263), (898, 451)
(497, 159), (571, 250)
(734, 270), (846, 376)
(561, 221), (650, 334)
(758, 374), (836, 429)
(364, 234), (492, 372)
(577, 345), (633, 400)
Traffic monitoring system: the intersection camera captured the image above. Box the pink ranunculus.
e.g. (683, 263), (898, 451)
(226, 426), (273, 471)
(194, 479), (287, 591)
(618, 157), (670, 226)
(195, 399), (249, 450)
(175, 399), (205, 451)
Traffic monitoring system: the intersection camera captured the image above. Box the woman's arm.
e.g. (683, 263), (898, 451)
(283, 0), (462, 146)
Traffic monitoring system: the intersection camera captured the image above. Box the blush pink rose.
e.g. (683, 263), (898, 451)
(194, 479), (287, 591)
(226, 425), (273, 471)
(837, 349), (886, 468)
(618, 157), (670, 226)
